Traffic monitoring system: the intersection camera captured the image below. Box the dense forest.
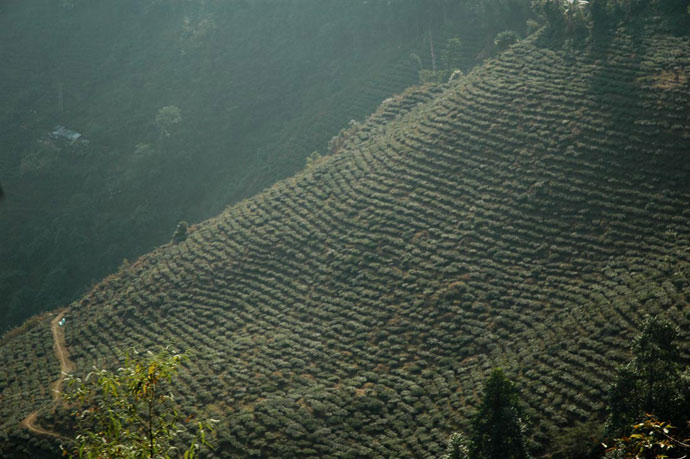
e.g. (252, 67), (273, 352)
(1, 0), (690, 457)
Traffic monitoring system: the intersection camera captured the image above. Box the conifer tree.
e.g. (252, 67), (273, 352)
(467, 368), (530, 459)
(442, 432), (469, 459)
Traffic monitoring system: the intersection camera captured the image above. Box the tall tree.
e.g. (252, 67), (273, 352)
(467, 368), (530, 459)
(606, 315), (690, 437)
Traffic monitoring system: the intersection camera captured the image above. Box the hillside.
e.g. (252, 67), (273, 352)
(1, 0), (524, 331)
(2, 11), (690, 459)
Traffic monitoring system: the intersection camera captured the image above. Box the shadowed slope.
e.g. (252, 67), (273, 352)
(2, 21), (690, 458)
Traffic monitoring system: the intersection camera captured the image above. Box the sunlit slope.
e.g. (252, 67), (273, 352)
(3, 23), (690, 457)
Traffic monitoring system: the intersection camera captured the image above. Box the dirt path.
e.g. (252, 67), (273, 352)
(49, 310), (75, 402)
(20, 309), (74, 439)
(20, 412), (68, 440)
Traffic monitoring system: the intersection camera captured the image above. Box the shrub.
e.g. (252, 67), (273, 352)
(494, 30), (520, 50)
(172, 221), (189, 244)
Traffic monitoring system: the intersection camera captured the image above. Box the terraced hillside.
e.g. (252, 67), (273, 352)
(2, 17), (690, 458)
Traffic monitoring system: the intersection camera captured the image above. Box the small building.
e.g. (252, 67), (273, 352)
(51, 125), (82, 143)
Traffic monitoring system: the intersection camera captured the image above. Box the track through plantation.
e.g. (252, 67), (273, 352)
(20, 310), (73, 441)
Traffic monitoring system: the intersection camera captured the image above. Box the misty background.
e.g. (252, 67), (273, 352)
(0, 0), (531, 332)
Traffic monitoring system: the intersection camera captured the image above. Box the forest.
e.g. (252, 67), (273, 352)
(1, 0), (690, 457)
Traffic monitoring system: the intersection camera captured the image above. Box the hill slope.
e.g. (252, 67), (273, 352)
(2, 16), (690, 458)
(3, 0), (515, 331)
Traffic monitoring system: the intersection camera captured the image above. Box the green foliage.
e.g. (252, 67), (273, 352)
(448, 69), (465, 82)
(419, 69), (450, 84)
(606, 315), (690, 437)
(62, 348), (216, 458)
(172, 221), (189, 244)
(305, 151), (322, 168)
(327, 119), (362, 155)
(442, 432), (470, 459)
(531, 0), (565, 29)
(418, 35), (470, 85)
(445, 38), (463, 71)
(532, 0), (590, 35)
(562, 0), (590, 33)
(646, 0), (690, 15)
(605, 414), (690, 458)
(494, 30), (520, 49)
(552, 418), (606, 459)
(467, 369), (530, 459)
(526, 18), (541, 34)
(588, 0), (612, 28)
(2, 5), (690, 457)
(547, 0), (690, 32)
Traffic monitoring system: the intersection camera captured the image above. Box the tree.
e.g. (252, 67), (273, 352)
(606, 315), (690, 437)
(305, 151), (322, 168)
(588, 0), (612, 29)
(62, 347), (215, 458)
(562, 0), (590, 34)
(442, 432), (470, 459)
(445, 37), (463, 72)
(533, 0), (589, 35)
(171, 221), (189, 244)
(467, 368), (530, 459)
(494, 30), (520, 50)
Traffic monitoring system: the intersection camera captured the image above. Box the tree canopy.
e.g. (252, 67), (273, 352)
(62, 348), (215, 458)
(467, 368), (530, 459)
(606, 315), (690, 437)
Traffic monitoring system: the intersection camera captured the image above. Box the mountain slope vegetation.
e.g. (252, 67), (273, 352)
(0, 0), (523, 331)
(2, 4), (690, 459)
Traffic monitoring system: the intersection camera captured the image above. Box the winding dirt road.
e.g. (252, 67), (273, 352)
(20, 309), (74, 439)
